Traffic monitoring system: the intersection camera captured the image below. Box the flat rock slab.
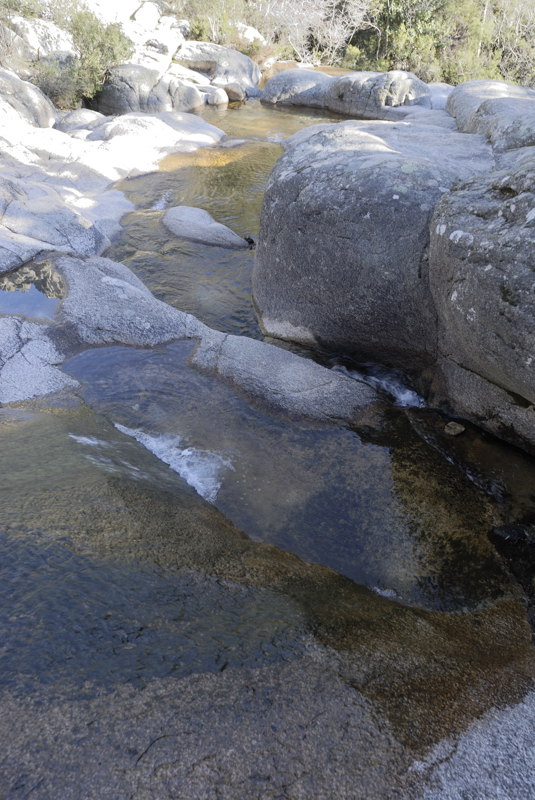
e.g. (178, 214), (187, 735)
(163, 206), (250, 248)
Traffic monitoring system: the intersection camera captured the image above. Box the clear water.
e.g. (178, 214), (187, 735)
(1, 100), (535, 780)
(104, 102), (345, 338)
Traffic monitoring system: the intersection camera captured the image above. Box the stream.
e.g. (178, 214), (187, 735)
(1, 99), (535, 797)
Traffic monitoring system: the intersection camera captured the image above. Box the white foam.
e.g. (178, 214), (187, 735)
(372, 586), (400, 600)
(151, 190), (172, 210)
(333, 365), (425, 408)
(68, 434), (111, 447)
(114, 424), (233, 503)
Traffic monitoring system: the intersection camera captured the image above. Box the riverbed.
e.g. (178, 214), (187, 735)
(1, 99), (534, 799)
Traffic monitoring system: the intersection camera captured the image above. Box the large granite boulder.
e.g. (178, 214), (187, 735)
(0, 68), (55, 127)
(261, 69), (334, 108)
(93, 64), (205, 115)
(325, 70), (431, 119)
(261, 69), (431, 119)
(5, 14), (75, 65)
(253, 118), (492, 369)
(428, 153), (535, 450)
(446, 79), (535, 153)
(174, 41), (261, 91)
(0, 175), (108, 274)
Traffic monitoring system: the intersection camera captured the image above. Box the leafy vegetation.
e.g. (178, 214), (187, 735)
(0, 0), (132, 108)
(174, 0), (535, 83)
(1, 0), (533, 107)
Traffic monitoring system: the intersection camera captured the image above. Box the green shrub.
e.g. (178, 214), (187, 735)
(70, 10), (133, 99)
(341, 44), (361, 69)
(30, 6), (133, 108)
(31, 59), (79, 109)
(0, 0), (43, 16)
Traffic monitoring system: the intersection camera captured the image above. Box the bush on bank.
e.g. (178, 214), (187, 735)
(0, 0), (132, 108)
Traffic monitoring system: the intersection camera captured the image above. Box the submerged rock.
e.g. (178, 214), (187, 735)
(163, 206), (250, 249)
(41, 253), (378, 423)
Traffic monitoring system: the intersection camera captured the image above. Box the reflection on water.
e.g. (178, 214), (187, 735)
(0, 261), (65, 320)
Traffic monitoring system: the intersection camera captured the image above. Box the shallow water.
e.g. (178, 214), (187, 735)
(2, 99), (535, 793)
(105, 102), (344, 338)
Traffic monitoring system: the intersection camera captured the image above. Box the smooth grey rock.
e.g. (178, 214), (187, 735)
(199, 85), (229, 106)
(325, 70), (432, 119)
(175, 41), (261, 90)
(94, 64), (205, 115)
(469, 96), (535, 153)
(224, 82), (247, 102)
(261, 68), (334, 108)
(54, 109), (105, 133)
(85, 110), (224, 152)
(5, 14), (75, 64)
(0, 68), (55, 127)
(262, 69), (431, 118)
(245, 86), (263, 99)
(254, 118), (492, 369)
(163, 206), (249, 249)
(52, 253), (378, 422)
(0, 317), (77, 403)
(446, 80), (535, 153)
(191, 328), (378, 421)
(0, 176), (108, 273)
(55, 254), (203, 347)
(428, 156), (535, 450)
(428, 81), (454, 110)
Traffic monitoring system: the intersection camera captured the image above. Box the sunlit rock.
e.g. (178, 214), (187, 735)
(163, 206), (249, 249)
